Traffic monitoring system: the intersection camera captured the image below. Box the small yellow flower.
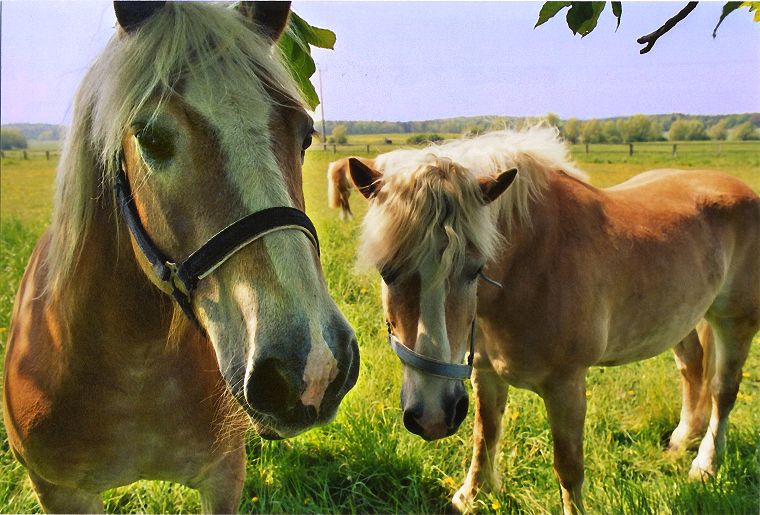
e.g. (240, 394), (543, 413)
(304, 497), (312, 505)
(442, 476), (456, 489)
(737, 392), (752, 401)
(626, 390), (635, 396)
(742, 371), (750, 379)
(585, 391), (591, 398)
(251, 496), (259, 503)
(375, 402), (385, 413)
(491, 499), (501, 510)
(0, 327), (7, 334)
(360, 287), (368, 295)
(510, 411), (519, 422)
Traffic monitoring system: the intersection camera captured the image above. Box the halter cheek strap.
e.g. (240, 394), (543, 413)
(114, 154), (320, 331)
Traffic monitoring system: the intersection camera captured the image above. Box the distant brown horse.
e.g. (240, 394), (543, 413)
(349, 127), (759, 514)
(327, 156), (374, 220)
(3, 3), (358, 513)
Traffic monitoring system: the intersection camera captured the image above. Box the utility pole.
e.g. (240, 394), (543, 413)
(317, 64), (327, 150)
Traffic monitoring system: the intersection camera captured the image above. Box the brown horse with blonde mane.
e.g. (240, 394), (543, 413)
(348, 127), (759, 514)
(3, 2), (358, 512)
(327, 156), (374, 220)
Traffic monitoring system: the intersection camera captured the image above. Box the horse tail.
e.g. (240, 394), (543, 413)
(327, 161), (343, 209)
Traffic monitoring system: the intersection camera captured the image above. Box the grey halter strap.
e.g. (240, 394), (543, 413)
(387, 271), (502, 381)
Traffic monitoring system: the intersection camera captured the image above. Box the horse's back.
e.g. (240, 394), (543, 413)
(600, 169), (760, 358)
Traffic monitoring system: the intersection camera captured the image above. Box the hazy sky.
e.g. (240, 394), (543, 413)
(2, 1), (759, 125)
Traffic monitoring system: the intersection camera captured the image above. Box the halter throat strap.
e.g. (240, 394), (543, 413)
(113, 154), (320, 329)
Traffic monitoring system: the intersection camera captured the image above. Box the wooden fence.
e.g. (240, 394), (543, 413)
(1, 149), (60, 161)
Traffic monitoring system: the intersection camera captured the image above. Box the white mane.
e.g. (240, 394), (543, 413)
(357, 126), (587, 283)
(375, 125), (588, 231)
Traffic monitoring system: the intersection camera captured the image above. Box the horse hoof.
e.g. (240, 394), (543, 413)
(688, 459), (716, 481)
(451, 487), (476, 513)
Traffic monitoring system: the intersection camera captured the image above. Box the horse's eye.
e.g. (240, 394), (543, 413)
(302, 132), (314, 152)
(135, 125), (174, 163)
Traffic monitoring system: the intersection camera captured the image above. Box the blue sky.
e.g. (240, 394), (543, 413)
(2, 1), (759, 125)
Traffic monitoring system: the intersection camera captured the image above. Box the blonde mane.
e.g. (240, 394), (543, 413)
(358, 126), (586, 283)
(47, 2), (302, 297)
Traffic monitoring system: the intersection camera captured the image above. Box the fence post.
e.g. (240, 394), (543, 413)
(332, 144), (336, 154)
(23, 150), (29, 160)
(585, 143), (589, 155)
(716, 144), (721, 157)
(46, 150), (51, 160)
(366, 144), (370, 153)
(672, 144), (677, 158)
(628, 143), (633, 156)
(0, 151), (4, 160)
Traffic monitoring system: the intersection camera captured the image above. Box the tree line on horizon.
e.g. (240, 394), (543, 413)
(324, 113), (759, 144)
(3, 114), (759, 151)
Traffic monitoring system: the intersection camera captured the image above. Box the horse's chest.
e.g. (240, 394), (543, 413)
(27, 358), (228, 490)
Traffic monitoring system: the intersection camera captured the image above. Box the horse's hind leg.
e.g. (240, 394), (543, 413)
(340, 191), (353, 220)
(690, 314), (757, 480)
(669, 322), (714, 452)
(28, 470), (103, 514)
(453, 367), (508, 512)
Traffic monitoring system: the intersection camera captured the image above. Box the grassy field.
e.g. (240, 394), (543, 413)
(1, 140), (759, 513)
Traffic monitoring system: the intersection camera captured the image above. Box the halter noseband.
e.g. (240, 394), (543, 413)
(114, 153), (320, 331)
(387, 272), (502, 381)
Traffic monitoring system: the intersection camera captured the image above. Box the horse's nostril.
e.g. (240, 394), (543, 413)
(448, 392), (469, 430)
(246, 358), (299, 415)
(403, 405), (425, 437)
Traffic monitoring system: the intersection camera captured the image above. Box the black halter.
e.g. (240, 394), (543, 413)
(114, 153), (320, 330)
(387, 272), (502, 381)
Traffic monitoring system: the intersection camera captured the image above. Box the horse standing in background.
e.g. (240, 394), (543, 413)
(327, 156), (375, 220)
(3, 3), (358, 512)
(348, 127), (759, 514)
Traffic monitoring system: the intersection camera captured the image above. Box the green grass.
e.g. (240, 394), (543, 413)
(1, 141), (759, 513)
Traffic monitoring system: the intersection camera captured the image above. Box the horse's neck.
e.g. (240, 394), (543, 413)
(61, 207), (174, 351)
(497, 171), (599, 268)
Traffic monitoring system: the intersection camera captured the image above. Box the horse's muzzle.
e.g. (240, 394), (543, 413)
(244, 327), (359, 437)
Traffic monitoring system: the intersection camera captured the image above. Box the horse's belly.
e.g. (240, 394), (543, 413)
(599, 293), (716, 366)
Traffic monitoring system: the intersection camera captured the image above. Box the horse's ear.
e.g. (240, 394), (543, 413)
(348, 158), (383, 199)
(114, 1), (166, 32)
(479, 168), (517, 204)
(237, 1), (292, 42)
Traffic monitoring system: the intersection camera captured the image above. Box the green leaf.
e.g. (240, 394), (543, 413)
(611, 1), (622, 30)
(535, 1), (572, 28)
(713, 1), (743, 37)
(566, 2), (606, 36)
(746, 2), (760, 22)
(277, 12), (336, 109)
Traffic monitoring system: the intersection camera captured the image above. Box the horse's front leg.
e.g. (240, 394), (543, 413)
(453, 366), (508, 512)
(540, 369), (587, 515)
(28, 469), (104, 514)
(196, 441), (246, 514)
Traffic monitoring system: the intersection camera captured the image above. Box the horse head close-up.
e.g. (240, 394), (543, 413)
(349, 151), (516, 441)
(3, 2), (357, 512)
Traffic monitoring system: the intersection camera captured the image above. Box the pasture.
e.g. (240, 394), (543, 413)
(1, 140), (759, 513)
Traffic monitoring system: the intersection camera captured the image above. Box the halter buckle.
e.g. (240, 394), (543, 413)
(165, 261), (191, 297)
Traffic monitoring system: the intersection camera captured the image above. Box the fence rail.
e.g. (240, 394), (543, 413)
(1, 149), (61, 161)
